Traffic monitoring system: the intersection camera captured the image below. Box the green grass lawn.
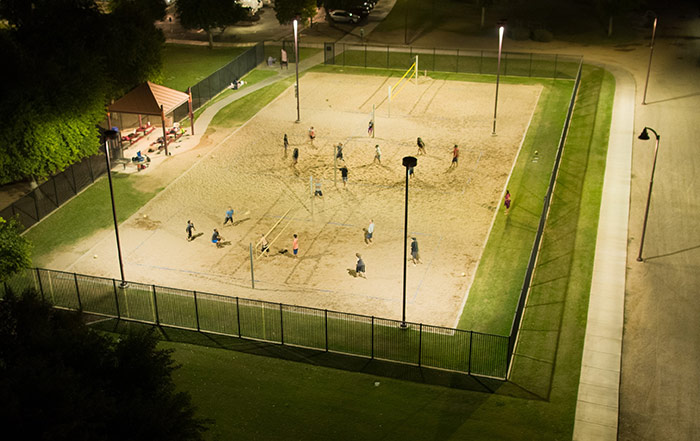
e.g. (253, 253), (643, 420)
(160, 44), (249, 91)
(25, 174), (160, 267)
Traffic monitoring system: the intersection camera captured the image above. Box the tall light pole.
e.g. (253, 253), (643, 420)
(103, 130), (128, 288)
(492, 25), (505, 135)
(642, 15), (657, 105)
(636, 127), (661, 262)
(293, 19), (301, 123)
(401, 156), (417, 328)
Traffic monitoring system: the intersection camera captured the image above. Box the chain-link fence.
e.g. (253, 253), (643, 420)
(2, 268), (510, 380)
(0, 141), (122, 231)
(172, 42), (266, 121)
(323, 42), (582, 80)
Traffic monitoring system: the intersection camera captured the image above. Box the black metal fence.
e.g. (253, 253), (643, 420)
(2, 268), (509, 380)
(0, 142), (121, 231)
(323, 42), (582, 80)
(171, 42), (266, 121)
(506, 60), (584, 372)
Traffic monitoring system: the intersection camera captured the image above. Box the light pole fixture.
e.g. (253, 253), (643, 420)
(293, 19), (301, 123)
(401, 156), (417, 328)
(636, 127), (661, 262)
(103, 129), (128, 288)
(493, 25), (505, 135)
(642, 15), (658, 105)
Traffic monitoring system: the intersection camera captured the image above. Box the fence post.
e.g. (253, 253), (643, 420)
(35, 268), (45, 301)
(504, 52), (508, 76)
(324, 309), (329, 352)
(33, 192), (40, 221)
(343, 43), (346, 66)
(87, 157), (95, 182)
(418, 323), (423, 366)
(236, 297), (242, 337)
(364, 44), (367, 68)
(479, 50), (483, 74)
(456, 48), (459, 73)
(71, 164), (77, 193)
(432, 47), (436, 71)
(52, 177), (59, 206)
(371, 316), (375, 359)
(151, 285), (160, 325)
(529, 53), (533, 77)
(279, 303), (284, 345)
(112, 279), (121, 319)
(73, 273), (82, 310)
(468, 331), (473, 374)
(193, 290), (201, 331)
(553, 54), (558, 79)
(386, 45), (389, 68)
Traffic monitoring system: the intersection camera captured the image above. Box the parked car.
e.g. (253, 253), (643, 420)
(329, 9), (360, 24)
(349, 6), (371, 18)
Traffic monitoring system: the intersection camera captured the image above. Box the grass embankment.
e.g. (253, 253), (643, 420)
(25, 175), (160, 267)
(160, 44), (249, 91)
(95, 66), (613, 441)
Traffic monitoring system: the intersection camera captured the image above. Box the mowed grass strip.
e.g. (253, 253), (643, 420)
(458, 78), (574, 335)
(160, 44), (249, 91)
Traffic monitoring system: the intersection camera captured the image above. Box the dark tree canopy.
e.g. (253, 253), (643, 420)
(0, 291), (209, 441)
(274, 0), (318, 25)
(176, 0), (249, 48)
(0, 216), (32, 281)
(0, 0), (166, 185)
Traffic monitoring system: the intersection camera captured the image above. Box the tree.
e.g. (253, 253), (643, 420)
(273, 0), (317, 25)
(176, 0), (249, 48)
(0, 0), (165, 185)
(0, 290), (210, 441)
(0, 216), (32, 282)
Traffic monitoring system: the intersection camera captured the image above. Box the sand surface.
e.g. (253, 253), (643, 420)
(64, 72), (541, 327)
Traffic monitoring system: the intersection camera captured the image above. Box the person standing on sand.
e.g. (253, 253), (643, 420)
(308, 126), (315, 144)
(355, 253), (366, 278)
(212, 229), (223, 248)
(224, 207), (234, 225)
(417, 137), (426, 155)
(366, 219), (374, 245)
(292, 147), (299, 166)
(283, 134), (289, 156)
(186, 220), (196, 241)
(373, 145), (381, 164)
(449, 144), (459, 169)
(504, 190), (512, 215)
(411, 237), (422, 265)
(336, 143), (344, 161)
(339, 165), (349, 188)
(368, 120), (374, 137)
(292, 234), (299, 258)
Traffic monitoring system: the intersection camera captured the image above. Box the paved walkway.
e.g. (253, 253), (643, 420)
(572, 64), (634, 440)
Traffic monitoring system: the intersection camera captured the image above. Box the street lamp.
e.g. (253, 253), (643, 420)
(103, 130), (128, 288)
(293, 19), (301, 122)
(636, 127), (661, 262)
(493, 25), (505, 135)
(401, 156), (417, 328)
(642, 14), (658, 105)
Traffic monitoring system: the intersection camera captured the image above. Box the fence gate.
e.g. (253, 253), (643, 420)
(324, 42), (335, 64)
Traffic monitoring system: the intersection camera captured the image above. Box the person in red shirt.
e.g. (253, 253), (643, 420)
(449, 144), (459, 169)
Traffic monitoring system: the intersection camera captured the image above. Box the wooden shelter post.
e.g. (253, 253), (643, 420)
(188, 87), (195, 135)
(160, 105), (168, 156)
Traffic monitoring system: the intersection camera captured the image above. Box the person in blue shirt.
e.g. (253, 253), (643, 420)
(224, 207), (234, 225)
